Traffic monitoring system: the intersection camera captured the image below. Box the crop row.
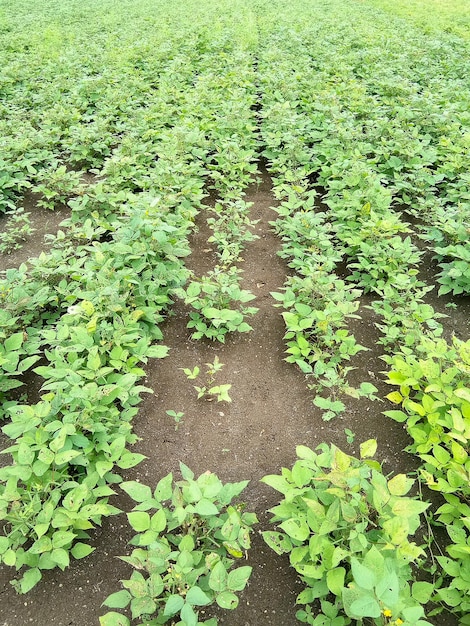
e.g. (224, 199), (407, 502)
(256, 1), (470, 622)
(0, 4), (260, 592)
(1, 0), (470, 623)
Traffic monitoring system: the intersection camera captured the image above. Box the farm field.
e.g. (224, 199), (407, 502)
(1, 0), (470, 625)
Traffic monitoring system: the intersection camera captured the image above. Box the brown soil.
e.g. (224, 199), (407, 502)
(0, 169), (464, 625)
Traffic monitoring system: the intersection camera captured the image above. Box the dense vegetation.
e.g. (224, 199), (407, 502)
(0, 0), (469, 624)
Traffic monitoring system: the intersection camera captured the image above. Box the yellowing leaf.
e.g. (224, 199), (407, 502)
(387, 391), (403, 404)
(387, 474), (414, 496)
(360, 439), (377, 459)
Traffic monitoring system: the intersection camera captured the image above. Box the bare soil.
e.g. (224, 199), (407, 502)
(0, 169), (466, 625)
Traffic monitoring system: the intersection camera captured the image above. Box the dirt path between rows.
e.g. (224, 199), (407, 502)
(0, 167), (463, 625)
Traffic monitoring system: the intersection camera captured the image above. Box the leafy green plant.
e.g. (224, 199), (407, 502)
(344, 428), (355, 444)
(166, 410), (185, 431)
(424, 212), (470, 296)
(33, 165), (83, 210)
(0, 208), (34, 254)
(0, 326), (41, 420)
(181, 357), (232, 402)
(383, 335), (470, 617)
(261, 442), (432, 626)
(100, 464), (257, 626)
(206, 199), (259, 266)
(175, 267), (258, 343)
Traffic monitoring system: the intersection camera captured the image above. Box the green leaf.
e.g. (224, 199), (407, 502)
(391, 499), (429, 517)
(120, 481), (152, 503)
(180, 602), (198, 626)
(3, 549), (16, 566)
(99, 612), (131, 626)
(349, 596), (381, 618)
(130, 596), (157, 619)
(0, 537), (10, 554)
(296, 446), (317, 462)
(454, 387), (470, 403)
(51, 548), (70, 570)
(227, 566), (252, 592)
(52, 531), (76, 549)
(127, 512), (151, 532)
(103, 590), (132, 609)
(186, 586), (212, 606)
(412, 581), (434, 604)
(71, 543), (95, 559)
(261, 531), (292, 556)
(179, 462), (194, 481)
(327, 567), (346, 596)
(150, 509), (166, 533)
(117, 453), (147, 469)
(146, 344), (169, 359)
(260, 474), (291, 494)
(30, 536), (52, 554)
(194, 498), (219, 516)
(384, 410), (409, 423)
(154, 472), (173, 502)
(437, 587), (463, 607)
(291, 462), (313, 487)
(164, 594), (185, 616)
(17, 442), (35, 465)
(351, 559), (375, 590)
(280, 518), (310, 541)
(5, 332), (23, 351)
(20, 568), (42, 594)
(402, 606), (426, 621)
(334, 447), (351, 471)
(54, 450), (81, 465)
(387, 391), (403, 404)
(216, 591), (239, 610)
(209, 561), (228, 592)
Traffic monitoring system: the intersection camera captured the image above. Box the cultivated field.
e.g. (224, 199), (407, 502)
(1, 1), (470, 625)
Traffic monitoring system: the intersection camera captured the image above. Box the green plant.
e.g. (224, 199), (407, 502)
(0, 208), (34, 254)
(261, 442), (432, 626)
(100, 464), (257, 626)
(424, 213), (470, 296)
(207, 199), (259, 266)
(313, 395), (346, 421)
(33, 165), (83, 210)
(166, 410), (185, 431)
(181, 357), (232, 402)
(175, 267), (258, 343)
(344, 428), (355, 444)
(383, 335), (470, 617)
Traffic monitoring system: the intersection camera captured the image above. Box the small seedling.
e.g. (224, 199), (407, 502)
(181, 356), (232, 402)
(344, 428), (356, 444)
(166, 409), (184, 431)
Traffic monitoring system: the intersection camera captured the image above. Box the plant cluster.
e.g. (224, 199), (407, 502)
(174, 268), (258, 343)
(0, 208), (34, 254)
(256, 5), (469, 619)
(384, 336), (470, 618)
(262, 443), (432, 626)
(181, 356), (232, 403)
(1, 1), (470, 624)
(0, 2), (261, 592)
(207, 199), (259, 267)
(100, 465), (257, 626)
